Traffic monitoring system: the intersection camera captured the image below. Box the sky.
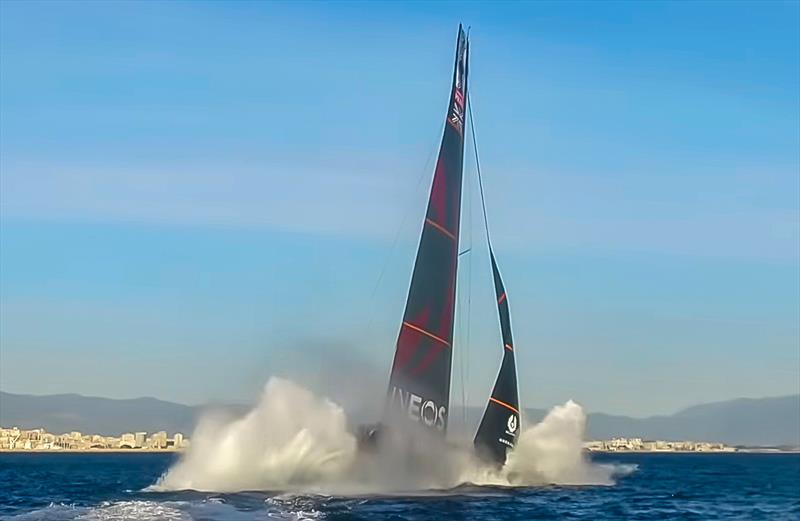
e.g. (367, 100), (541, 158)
(1, 1), (798, 418)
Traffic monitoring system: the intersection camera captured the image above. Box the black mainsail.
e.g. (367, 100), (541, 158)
(383, 26), (469, 435)
(473, 251), (521, 463)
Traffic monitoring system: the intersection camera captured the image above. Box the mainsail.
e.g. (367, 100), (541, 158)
(384, 26), (469, 435)
(473, 250), (521, 463)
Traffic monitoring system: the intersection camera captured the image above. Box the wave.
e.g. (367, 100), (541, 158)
(2, 498), (321, 521)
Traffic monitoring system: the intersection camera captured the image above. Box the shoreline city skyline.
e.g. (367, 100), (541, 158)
(7, 425), (793, 454)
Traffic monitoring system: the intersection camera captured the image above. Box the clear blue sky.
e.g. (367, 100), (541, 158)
(1, 1), (798, 417)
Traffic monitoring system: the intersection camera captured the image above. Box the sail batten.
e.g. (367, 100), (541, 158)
(383, 26), (469, 435)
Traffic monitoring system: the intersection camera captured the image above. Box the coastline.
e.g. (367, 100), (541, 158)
(2, 448), (797, 455)
(587, 449), (799, 454)
(0, 448), (184, 454)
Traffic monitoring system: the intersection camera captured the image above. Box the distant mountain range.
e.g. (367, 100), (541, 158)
(1, 391), (797, 447)
(0, 392), (200, 437)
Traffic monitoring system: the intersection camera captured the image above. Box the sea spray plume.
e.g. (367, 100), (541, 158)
(154, 376), (472, 493)
(501, 400), (618, 485)
(348, 414), (487, 492)
(155, 378), (357, 492)
(154, 378), (626, 493)
(354, 399), (624, 490)
(267, 339), (385, 426)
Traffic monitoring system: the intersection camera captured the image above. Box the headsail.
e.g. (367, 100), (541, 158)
(473, 251), (521, 463)
(384, 26), (469, 435)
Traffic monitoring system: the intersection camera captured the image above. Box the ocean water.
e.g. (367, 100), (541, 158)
(1, 452), (798, 520)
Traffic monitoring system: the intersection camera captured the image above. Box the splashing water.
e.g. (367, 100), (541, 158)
(155, 378), (357, 492)
(154, 378), (627, 493)
(504, 400), (620, 485)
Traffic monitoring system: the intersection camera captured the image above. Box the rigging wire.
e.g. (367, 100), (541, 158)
(469, 90), (525, 424)
(463, 115), (474, 432)
(457, 117), (474, 432)
(461, 29), (475, 434)
(468, 92), (493, 251)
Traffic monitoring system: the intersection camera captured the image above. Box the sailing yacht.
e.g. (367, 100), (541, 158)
(372, 25), (521, 466)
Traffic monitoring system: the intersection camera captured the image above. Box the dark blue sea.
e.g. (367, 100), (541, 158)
(1, 453), (798, 520)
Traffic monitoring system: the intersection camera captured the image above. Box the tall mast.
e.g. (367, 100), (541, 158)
(383, 25), (469, 435)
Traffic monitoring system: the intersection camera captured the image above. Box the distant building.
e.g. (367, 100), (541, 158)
(148, 431), (167, 449)
(118, 433), (134, 448)
(583, 437), (737, 453)
(0, 427), (21, 449)
(0, 426), (189, 451)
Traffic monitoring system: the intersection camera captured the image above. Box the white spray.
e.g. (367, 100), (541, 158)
(504, 400), (618, 485)
(155, 378), (357, 492)
(153, 377), (628, 493)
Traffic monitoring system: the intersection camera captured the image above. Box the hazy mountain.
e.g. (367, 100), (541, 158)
(0, 392), (198, 436)
(577, 395), (800, 447)
(1, 391), (797, 447)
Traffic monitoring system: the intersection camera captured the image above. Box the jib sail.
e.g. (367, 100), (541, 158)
(473, 251), (521, 464)
(384, 25), (469, 435)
